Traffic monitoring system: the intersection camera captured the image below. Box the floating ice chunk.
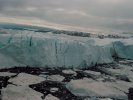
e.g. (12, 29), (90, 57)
(84, 97), (113, 100)
(47, 75), (65, 82)
(99, 98), (113, 100)
(62, 70), (77, 76)
(1, 85), (43, 100)
(8, 73), (45, 86)
(66, 79), (127, 99)
(113, 81), (133, 93)
(84, 70), (101, 79)
(44, 94), (59, 100)
(50, 87), (59, 93)
(0, 72), (16, 77)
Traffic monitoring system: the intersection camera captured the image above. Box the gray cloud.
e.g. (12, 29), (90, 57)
(0, 0), (133, 32)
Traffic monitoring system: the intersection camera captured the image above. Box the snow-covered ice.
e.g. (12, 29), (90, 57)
(84, 98), (113, 100)
(83, 70), (101, 79)
(0, 72), (16, 77)
(8, 73), (45, 86)
(62, 70), (77, 76)
(47, 75), (65, 82)
(1, 85), (43, 100)
(44, 94), (59, 100)
(106, 81), (133, 93)
(102, 64), (133, 82)
(66, 79), (127, 99)
(99, 98), (113, 100)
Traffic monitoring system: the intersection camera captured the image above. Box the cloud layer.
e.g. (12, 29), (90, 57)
(0, 0), (133, 32)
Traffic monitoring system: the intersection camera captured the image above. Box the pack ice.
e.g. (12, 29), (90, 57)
(0, 31), (133, 68)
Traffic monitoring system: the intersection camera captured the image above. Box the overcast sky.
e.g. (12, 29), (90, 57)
(0, 0), (133, 33)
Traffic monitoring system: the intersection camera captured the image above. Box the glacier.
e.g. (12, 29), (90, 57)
(0, 31), (133, 68)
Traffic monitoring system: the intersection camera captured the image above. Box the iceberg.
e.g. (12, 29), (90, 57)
(0, 31), (133, 69)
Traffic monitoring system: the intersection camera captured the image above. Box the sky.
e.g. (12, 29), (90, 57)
(0, 0), (133, 33)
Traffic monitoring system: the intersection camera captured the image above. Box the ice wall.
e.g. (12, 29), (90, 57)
(0, 33), (133, 68)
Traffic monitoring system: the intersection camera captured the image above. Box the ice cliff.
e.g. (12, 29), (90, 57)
(0, 32), (133, 68)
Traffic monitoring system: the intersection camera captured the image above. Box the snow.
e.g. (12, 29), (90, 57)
(107, 81), (133, 93)
(47, 75), (65, 82)
(0, 72), (16, 77)
(1, 85), (43, 100)
(66, 79), (127, 99)
(84, 70), (101, 78)
(84, 98), (113, 100)
(62, 70), (77, 76)
(0, 30), (133, 68)
(39, 74), (48, 78)
(8, 73), (46, 86)
(119, 59), (133, 63)
(99, 98), (113, 100)
(104, 64), (133, 82)
(44, 94), (59, 100)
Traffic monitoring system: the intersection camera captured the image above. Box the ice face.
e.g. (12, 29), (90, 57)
(0, 31), (133, 69)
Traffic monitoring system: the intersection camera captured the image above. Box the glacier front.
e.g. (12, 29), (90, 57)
(0, 32), (133, 68)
